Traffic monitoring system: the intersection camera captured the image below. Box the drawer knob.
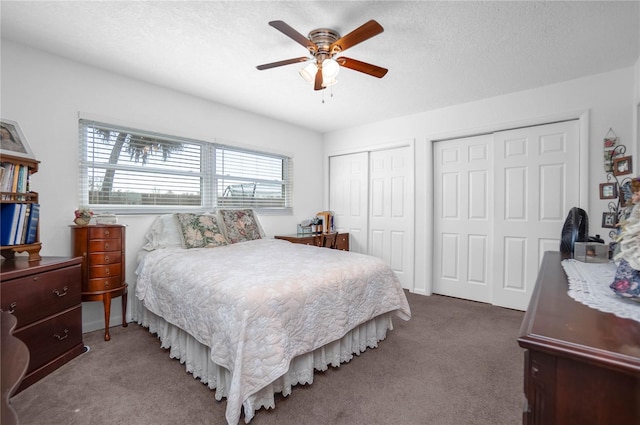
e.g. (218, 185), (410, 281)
(53, 286), (69, 297)
(105, 268), (111, 275)
(104, 230), (110, 237)
(32, 276), (39, 281)
(54, 329), (69, 341)
(105, 243), (110, 250)
(104, 255), (110, 262)
(104, 281), (110, 289)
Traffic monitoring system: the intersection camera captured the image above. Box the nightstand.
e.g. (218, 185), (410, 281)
(71, 224), (128, 341)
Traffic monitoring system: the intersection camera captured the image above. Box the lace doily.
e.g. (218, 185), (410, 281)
(561, 259), (640, 322)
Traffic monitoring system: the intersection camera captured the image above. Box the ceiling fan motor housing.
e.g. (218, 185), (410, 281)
(308, 28), (341, 61)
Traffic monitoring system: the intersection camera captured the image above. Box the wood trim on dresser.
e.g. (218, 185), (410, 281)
(518, 251), (640, 425)
(274, 233), (349, 251)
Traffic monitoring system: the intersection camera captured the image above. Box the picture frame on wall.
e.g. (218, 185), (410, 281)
(599, 182), (618, 199)
(602, 212), (618, 229)
(0, 118), (35, 160)
(612, 156), (633, 176)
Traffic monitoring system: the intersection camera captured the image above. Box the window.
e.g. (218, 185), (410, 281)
(78, 119), (292, 213)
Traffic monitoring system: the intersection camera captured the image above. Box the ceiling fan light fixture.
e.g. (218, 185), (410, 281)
(321, 58), (340, 79)
(322, 77), (338, 88)
(299, 61), (317, 83)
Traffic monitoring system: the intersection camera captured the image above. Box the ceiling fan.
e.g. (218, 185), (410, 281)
(256, 19), (388, 91)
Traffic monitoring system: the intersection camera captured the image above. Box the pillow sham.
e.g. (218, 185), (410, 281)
(174, 213), (228, 249)
(142, 214), (184, 251)
(218, 209), (263, 243)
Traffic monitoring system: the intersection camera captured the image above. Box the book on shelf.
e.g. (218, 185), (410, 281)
(0, 203), (21, 246)
(19, 204), (31, 244)
(25, 203), (40, 244)
(14, 204), (28, 245)
(0, 203), (40, 246)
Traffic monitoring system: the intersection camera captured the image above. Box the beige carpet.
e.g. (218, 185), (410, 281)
(11, 292), (525, 425)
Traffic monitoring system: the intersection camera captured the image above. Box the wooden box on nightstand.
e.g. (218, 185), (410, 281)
(71, 224), (128, 341)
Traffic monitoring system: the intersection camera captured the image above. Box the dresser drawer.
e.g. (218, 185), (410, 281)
(336, 233), (349, 251)
(88, 239), (122, 253)
(1, 264), (81, 328)
(88, 251), (122, 265)
(88, 263), (122, 279)
(85, 276), (123, 292)
(14, 306), (83, 373)
(88, 226), (122, 240)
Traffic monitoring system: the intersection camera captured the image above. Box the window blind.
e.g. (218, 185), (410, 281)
(78, 119), (292, 213)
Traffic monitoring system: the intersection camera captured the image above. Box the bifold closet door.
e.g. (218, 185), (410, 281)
(329, 152), (369, 254)
(433, 134), (494, 303)
(433, 120), (580, 310)
(369, 147), (414, 290)
(491, 120), (580, 310)
(330, 147), (415, 290)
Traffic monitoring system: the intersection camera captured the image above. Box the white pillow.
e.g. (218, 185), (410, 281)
(141, 214), (184, 251)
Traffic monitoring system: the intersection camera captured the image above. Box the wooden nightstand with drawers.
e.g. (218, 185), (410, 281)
(0, 256), (85, 393)
(71, 224), (128, 341)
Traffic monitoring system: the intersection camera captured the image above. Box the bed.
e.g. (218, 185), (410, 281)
(132, 210), (411, 425)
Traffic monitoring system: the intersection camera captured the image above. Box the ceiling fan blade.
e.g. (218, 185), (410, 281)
(330, 20), (383, 53)
(269, 20), (317, 52)
(256, 57), (309, 70)
(314, 67), (324, 91)
(336, 57), (388, 78)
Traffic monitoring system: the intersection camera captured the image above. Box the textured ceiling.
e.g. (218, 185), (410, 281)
(1, 1), (639, 133)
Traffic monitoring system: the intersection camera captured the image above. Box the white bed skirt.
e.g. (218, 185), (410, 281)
(131, 295), (394, 424)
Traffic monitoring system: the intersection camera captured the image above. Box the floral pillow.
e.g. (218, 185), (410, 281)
(218, 209), (262, 243)
(174, 213), (228, 249)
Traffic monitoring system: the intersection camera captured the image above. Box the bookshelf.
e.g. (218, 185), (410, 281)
(0, 153), (41, 261)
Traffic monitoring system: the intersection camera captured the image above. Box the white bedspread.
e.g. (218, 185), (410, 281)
(135, 238), (411, 425)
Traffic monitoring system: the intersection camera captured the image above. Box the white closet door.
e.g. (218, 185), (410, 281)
(492, 120), (580, 310)
(433, 134), (494, 303)
(329, 152), (369, 254)
(432, 120), (580, 310)
(369, 147), (414, 290)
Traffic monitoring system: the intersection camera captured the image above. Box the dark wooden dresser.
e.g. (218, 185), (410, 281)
(518, 251), (640, 425)
(0, 257), (85, 394)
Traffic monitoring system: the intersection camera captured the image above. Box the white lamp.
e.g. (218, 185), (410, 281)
(299, 61), (317, 83)
(322, 58), (340, 80)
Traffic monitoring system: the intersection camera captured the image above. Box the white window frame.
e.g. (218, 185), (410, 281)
(78, 119), (293, 214)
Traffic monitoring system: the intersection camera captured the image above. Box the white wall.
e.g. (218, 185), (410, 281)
(324, 66), (637, 296)
(1, 40), (324, 332)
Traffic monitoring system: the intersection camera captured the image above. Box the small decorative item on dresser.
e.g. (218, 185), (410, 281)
(95, 213), (117, 225)
(73, 206), (93, 226)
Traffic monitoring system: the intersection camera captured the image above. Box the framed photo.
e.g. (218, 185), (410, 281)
(599, 182), (618, 199)
(602, 212), (617, 229)
(0, 118), (35, 160)
(612, 156), (632, 176)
